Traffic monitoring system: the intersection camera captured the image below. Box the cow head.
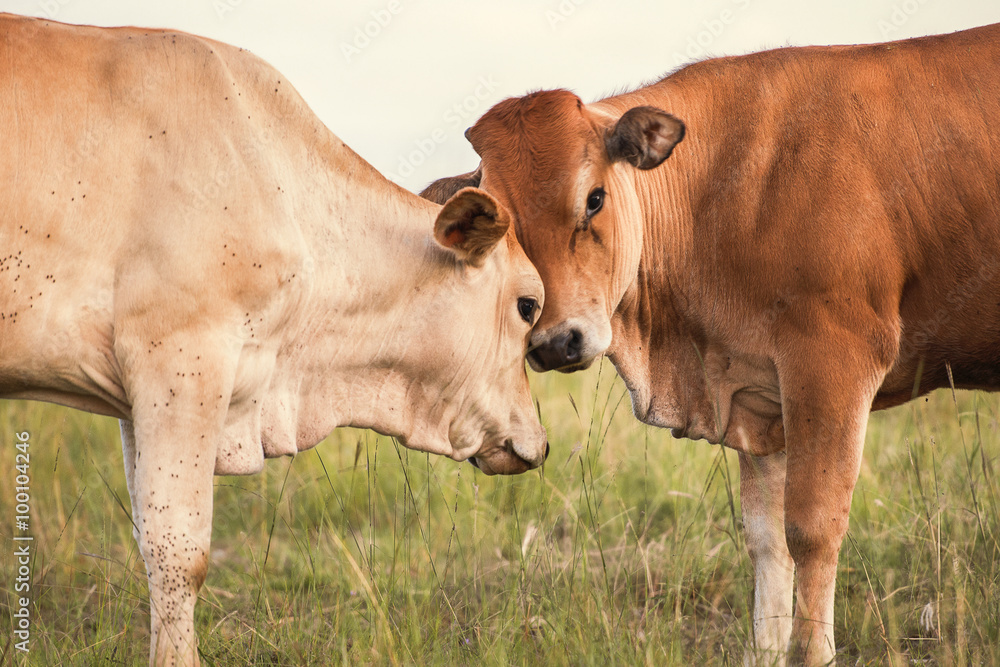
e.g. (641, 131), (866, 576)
(422, 90), (684, 373)
(425, 187), (547, 474)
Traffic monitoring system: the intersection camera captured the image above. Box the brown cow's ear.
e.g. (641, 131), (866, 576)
(434, 187), (510, 266)
(420, 165), (483, 205)
(605, 106), (685, 170)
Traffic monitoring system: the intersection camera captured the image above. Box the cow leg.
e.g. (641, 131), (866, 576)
(739, 450), (794, 666)
(118, 345), (231, 667)
(122, 419), (140, 545)
(780, 354), (879, 666)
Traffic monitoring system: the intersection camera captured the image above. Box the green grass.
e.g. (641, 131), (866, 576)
(1, 360), (998, 665)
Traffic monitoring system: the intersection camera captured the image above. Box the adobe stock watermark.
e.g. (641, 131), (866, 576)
(341, 0), (404, 63)
(12, 431), (33, 654)
(389, 75), (500, 182)
(670, 0), (753, 67)
(36, 0), (72, 19)
(214, 0), (246, 21)
(876, 0), (932, 39)
(546, 0), (590, 31)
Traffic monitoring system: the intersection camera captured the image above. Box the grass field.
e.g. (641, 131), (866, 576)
(1, 359), (998, 666)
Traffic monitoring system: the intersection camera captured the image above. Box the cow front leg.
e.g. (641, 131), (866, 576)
(780, 354), (880, 666)
(119, 348), (230, 667)
(739, 450), (794, 666)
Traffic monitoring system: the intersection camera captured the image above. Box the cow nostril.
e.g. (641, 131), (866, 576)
(544, 441), (550, 460)
(563, 329), (582, 363)
(468, 456), (480, 469)
(529, 329), (587, 371)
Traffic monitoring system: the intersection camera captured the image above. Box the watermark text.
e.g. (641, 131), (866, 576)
(671, 0), (753, 67)
(877, 0), (932, 39)
(341, 1), (404, 63)
(389, 75), (499, 181)
(12, 431), (32, 653)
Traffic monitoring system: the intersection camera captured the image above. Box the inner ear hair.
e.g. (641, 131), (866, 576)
(605, 106), (685, 170)
(434, 188), (509, 266)
(442, 208), (491, 247)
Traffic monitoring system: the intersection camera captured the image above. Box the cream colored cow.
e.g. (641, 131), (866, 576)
(0, 14), (546, 666)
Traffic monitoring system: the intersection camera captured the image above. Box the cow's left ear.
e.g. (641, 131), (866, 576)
(605, 106), (685, 170)
(434, 187), (510, 266)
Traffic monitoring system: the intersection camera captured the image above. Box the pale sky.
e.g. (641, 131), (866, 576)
(5, 0), (1000, 193)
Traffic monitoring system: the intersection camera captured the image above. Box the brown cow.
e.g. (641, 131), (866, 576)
(423, 24), (1000, 666)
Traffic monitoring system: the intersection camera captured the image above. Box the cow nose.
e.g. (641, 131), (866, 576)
(529, 329), (583, 371)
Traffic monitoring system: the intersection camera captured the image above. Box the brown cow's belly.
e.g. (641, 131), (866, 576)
(875, 250), (1000, 406)
(875, 356), (1000, 410)
(876, 307), (1000, 409)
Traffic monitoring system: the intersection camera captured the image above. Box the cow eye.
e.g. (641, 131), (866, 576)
(585, 188), (605, 217)
(517, 297), (537, 323)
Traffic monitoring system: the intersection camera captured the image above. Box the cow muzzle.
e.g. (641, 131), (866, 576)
(528, 317), (612, 372)
(528, 328), (584, 372)
(469, 437), (549, 475)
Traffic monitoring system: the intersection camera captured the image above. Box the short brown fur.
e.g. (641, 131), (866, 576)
(425, 24), (1000, 665)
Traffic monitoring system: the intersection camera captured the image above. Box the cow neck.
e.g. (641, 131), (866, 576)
(287, 139), (456, 454)
(596, 82), (714, 428)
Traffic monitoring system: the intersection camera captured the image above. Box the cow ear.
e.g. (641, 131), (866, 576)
(605, 106), (685, 170)
(434, 187), (509, 266)
(420, 165), (482, 205)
